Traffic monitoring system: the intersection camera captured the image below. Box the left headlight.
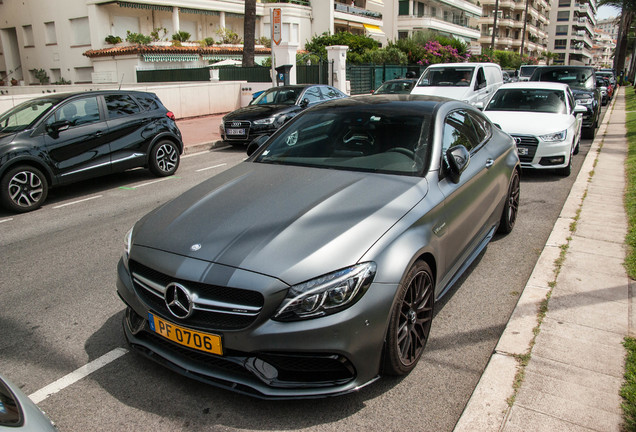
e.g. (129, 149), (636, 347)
(575, 97), (593, 106)
(123, 226), (133, 269)
(253, 115), (285, 127)
(273, 262), (377, 322)
(539, 129), (567, 142)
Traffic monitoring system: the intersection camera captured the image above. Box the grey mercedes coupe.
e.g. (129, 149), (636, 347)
(116, 95), (520, 399)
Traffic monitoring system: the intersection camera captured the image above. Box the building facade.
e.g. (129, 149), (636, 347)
(0, 0), (492, 86)
(546, 0), (597, 65)
(591, 28), (615, 68)
(595, 16), (618, 40)
(477, 0), (551, 58)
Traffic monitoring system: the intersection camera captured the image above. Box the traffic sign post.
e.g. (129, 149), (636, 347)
(272, 8), (282, 46)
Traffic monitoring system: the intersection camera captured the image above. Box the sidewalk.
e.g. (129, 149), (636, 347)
(176, 113), (226, 154)
(455, 87), (630, 431)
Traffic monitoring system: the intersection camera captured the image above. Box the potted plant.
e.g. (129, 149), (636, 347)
(11, 78), (18, 86)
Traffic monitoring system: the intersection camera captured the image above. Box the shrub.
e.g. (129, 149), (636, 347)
(150, 27), (168, 42)
(216, 28), (242, 44)
(126, 31), (151, 45)
(104, 35), (122, 45)
(32, 68), (49, 85)
(172, 31), (191, 42)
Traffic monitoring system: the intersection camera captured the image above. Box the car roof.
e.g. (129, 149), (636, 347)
(311, 94), (466, 114)
(497, 82), (569, 91)
(27, 89), (155, 103)
(424, 62), (501, 68)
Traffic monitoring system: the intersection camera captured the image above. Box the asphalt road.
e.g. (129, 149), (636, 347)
(0, 111), (603, 431)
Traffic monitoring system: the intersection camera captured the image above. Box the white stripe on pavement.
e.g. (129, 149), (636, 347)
(196, 163), (227, 172)
(52, 195), (103, 209)
(29, 348), (128, 404)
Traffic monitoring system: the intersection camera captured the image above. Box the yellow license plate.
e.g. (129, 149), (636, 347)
(148, 312), (223, 355)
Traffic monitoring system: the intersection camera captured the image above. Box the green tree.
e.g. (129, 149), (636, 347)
(597, 0), (636, 78)
(243, 0), (256, 66)
(304, 32), (379, 64)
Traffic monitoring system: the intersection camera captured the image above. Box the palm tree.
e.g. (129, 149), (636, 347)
(542, 51), (558, 65)
(598, 0), (636, 79)
(242, 0), (257, 67)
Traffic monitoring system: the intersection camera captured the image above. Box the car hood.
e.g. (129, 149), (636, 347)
(484, 111), (573, 135)
(223, 104), (299, 121)
(0, 131), (18, 143)
(133, 162), (428, 284)
(411, 86), (471, 101)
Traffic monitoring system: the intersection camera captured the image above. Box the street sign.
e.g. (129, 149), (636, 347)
(272, 8), (282, 46)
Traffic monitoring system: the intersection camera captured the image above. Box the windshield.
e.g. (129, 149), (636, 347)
(0, 98), (56, 133)
(534, 68), (595, 91)
(251, 87), (302, 105)
(416, 67), (475, 87)
(253, 106), (431, 176)
(486, 88), (567, 114)
(375, 80), (415, 94)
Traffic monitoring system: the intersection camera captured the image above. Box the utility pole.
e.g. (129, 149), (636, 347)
(520, 0), (530, 57)
(491, 0), (500, 50)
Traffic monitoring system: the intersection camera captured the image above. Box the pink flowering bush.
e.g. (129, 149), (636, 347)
(417, 40), (470, 65)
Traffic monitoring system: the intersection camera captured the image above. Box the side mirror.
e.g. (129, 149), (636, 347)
(473, 101), (485, 110)
(46, 120), (70, 135)
(300, 98), (310, 108)
(445, 145), (470, 183)
(247, 134), (270, 157)
(573, 105), (587, 114)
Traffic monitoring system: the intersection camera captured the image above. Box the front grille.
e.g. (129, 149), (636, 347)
(511, 135), (539, 163)
(129, 260), (264, 331)
(224, 120), (250, 140)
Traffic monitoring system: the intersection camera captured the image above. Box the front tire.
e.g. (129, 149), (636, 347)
(149, 140), (180, 177)
(497, 170), (520, 234)
(0, 165), (48, 213)
(382, 260), (434, 376)
(556, 154), (572, 177)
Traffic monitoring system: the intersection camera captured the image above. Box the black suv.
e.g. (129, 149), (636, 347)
(529, 66), (601, 138)
(0, 90), (183, 212)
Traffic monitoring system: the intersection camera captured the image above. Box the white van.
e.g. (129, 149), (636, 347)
(411, 62), (504, 109)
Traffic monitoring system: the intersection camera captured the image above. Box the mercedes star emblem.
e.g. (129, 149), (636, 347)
(164, 283), (193, 319)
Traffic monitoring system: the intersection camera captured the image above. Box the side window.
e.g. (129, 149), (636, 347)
(105, 94), (141, 119)
(442, 110), (479, 155)
(467, 112), (490, 144)
(476, 68), (486, 89)
(134, 95), (159, 111)
(321, 86), (343, 100)
(48, 96), (101, 127)
(302, 87), (323, 104)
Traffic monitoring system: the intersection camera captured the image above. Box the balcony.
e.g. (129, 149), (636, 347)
(399, 15), (479, 40)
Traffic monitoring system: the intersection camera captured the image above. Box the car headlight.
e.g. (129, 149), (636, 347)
(254, 116), (286, 127)
(539, 129), (567, 142)
(273, 262), (377, 321)
(123, 227), (133, 269)
(575, 98), (593, 106)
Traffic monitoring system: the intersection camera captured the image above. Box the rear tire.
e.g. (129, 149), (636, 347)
(149, 140), (180, 177)
(0, 165), (48, 213)
(497, 170), (520, 234)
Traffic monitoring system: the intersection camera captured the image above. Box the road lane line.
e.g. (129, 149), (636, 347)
(29, 348), (128, 404)
(119, 176), (178, 190)
(0, 218), (13, 224)
(196, 163), (227, 172)
(52, 195), (103, 209)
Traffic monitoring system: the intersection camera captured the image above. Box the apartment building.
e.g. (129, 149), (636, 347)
(0, 0), (391, 85)
(395, 0), (481, 43)
(596, 16), (618, 39)
(477, 0), (551, 57)
(546, 0), (597, 65)
(591, 28), (614, 68)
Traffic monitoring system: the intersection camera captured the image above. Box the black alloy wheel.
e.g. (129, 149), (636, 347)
(383, 260), (434, 376)
(497, 170), (520, 234)
(0, 165), (49, 213)
(149, 140), (180, 177)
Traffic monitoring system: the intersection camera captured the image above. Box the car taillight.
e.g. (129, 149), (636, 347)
(166, 111), (175, 120)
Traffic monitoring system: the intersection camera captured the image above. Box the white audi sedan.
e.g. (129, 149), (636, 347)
(484, 82), (586, 176)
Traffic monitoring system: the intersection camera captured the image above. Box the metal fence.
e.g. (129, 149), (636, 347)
(137, 67), (210, 83)
(347, 64), (426, 95)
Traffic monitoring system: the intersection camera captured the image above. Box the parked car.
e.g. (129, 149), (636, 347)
(484, 82), (586, 176)
(372, 78), (417, 94)
(503, 69), (518, 82)
(596, 69), (617, 87)
(117, 95), (520, 399)
(220, 84), (348, 146)
(0, 90), (182, 213)
(411, 62), (504, 109)
(529, 65), (601, 139)
(596, 77), (609, 105)
(0, 373), (57, 431)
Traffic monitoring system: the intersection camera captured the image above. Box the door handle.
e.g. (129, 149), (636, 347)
(486, 159), (494, 168)
(95, 130), (103, 137)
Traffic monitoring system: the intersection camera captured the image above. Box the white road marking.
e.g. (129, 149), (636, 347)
(0, 218), (13, 224)
(52, 195), (103, 209)
(182, 150), (211, 158)
(129, 176), (177, 189)
(29, 348), (128, 404)
(196, 163), (227, 172)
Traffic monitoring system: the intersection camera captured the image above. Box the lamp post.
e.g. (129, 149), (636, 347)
(519, 0), (530, 56)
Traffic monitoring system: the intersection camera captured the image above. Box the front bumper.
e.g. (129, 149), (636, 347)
(512, 134), (573, 170)
(220, 121), (277, 144)
(116, 251), (396, 399)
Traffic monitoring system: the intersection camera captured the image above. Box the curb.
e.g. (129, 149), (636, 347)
(183, 140), (226, 155)
(453, 90), (620, 432)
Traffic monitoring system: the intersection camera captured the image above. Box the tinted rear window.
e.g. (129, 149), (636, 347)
(135, 95), (160, 111)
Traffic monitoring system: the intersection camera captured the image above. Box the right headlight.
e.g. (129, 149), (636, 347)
(575, 97), (593, 106)
(273, 262), (377, 322)
(123, 226), (133, 269)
